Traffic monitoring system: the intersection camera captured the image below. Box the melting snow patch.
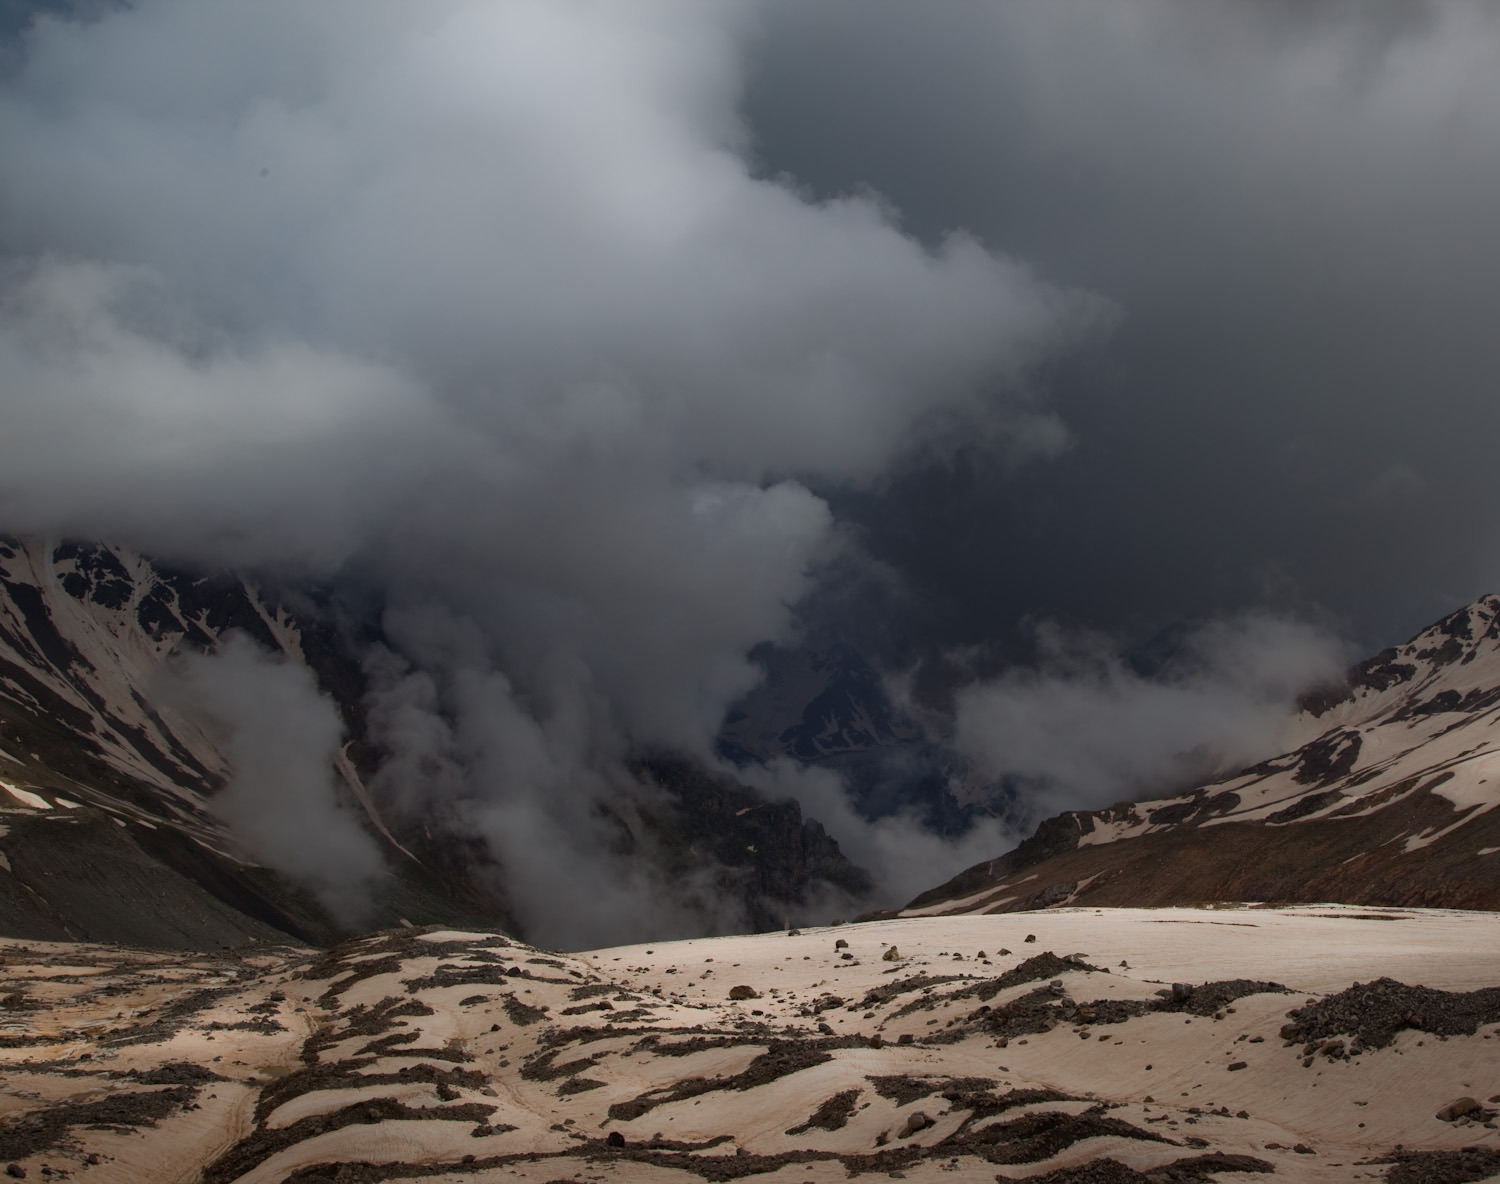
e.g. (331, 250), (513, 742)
(1, 782), (50, 809)
(54, 796), (83, 809)
(0, 747), (21, 764)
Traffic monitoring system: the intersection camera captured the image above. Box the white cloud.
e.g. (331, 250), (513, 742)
(954, 615), (1352, 811)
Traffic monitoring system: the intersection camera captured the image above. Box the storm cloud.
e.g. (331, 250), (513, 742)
(3, 0), (1491, 939)
(749, 0), (1500, 656)
(0, 0), (1101, 942)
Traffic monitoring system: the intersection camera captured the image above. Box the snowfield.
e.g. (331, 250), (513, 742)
(4, 906), (1500, 1182)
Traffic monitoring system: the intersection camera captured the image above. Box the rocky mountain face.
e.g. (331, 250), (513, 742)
(0, 535), (515, 948)
(718, 643), (922, 765)
(0, 537), (867, 950)
(718, 642), (1008, 838)
(902, 595), (1500, 918)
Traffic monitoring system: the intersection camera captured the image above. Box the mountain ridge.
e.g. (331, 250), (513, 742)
(900, 593), (1500, 917)
(0, 536), (869, 949)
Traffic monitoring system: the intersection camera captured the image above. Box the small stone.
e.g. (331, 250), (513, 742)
(1227, 1061), (1247, 1071)
(787, 929), (801, 937)
(1437, 1097), (1482, 1122)
(835, 939), (849, 949)
(898, 1033), (914, 1045)
(728, 985), (759, 1000)
(998, 948), (1011, 956)
(898, 1111), (934, 1139)
(1293, 1144), (1315, 1155)
(5, 1167), (24, 1180)
(1024, 935), (1036, 943)
(606, 1131), (626, 1148)
(1237, 1110), (1249, 1119)
(882, 946), (903, 962)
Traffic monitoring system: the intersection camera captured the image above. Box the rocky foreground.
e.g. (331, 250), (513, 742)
(3, 906), (1500, 1183)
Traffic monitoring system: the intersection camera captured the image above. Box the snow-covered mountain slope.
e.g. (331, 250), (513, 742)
(0, 536), (350, 829)
(6, 907), (1500, 1182)
(904, 596), (1500, 917)
(0, 538), (870, 949)
(0, 535), (516, 946)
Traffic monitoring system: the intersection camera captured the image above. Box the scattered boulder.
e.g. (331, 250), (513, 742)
(835, 939), (849, 949)
(1436, 1096), (1481, 1122)
(1025, 935), (1037, 944)
(898, 1111), (934, 1139)
(605, 1130), (626, 1148)
(728, 985), (759, 1000)
(882, 946), (903, 962)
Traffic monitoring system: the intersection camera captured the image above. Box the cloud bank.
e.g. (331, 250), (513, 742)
(0, 0), (1105, 942)
(952, 615), (1352, 813)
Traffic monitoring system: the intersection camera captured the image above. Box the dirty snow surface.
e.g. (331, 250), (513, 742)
(4, 907), (1500, 1183)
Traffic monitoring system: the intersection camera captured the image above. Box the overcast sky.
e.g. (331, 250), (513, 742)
(747, 0), (1500, 661)
(3, 0), (1499, 936)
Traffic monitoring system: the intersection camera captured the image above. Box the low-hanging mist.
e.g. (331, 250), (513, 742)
(0, 0), (1390, 947)
(951, 615), (1353, 816)
(0, 0), (1110, 945)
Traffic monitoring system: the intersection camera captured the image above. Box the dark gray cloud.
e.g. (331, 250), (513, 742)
(4, 0), (1492, 939)
(0, 0), (1102, 942)
(746, 0), (1500, 657)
